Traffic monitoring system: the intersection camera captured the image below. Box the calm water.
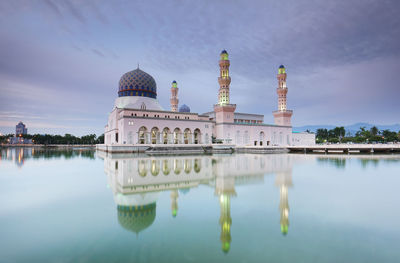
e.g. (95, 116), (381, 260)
(1, 147), (400, 263)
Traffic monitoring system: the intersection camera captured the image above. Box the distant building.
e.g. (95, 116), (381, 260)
(9, 121), (32, 144)
(16, 121), (27, 136)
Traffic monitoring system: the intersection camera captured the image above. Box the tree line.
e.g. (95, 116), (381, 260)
(0, 133), (104, 145)
(316, 126), (400, 144)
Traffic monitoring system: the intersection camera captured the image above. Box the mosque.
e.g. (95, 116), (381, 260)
(102, 50), (314, 149)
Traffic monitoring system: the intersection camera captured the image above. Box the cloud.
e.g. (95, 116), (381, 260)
(91, 48), (105, 58)
(0, 0), (399, 135)
(43, 0), (63, 18)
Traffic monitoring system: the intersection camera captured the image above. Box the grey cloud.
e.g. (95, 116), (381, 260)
(91, 48), (105, 58)
(43, 0), (63, 18)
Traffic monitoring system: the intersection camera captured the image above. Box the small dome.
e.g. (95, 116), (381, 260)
(172, 80), (177, 88)
(220, 50), (229, 61)
(278, 65), (286, 74)
(118, 68), (157, 99)
(179, 104), (190, 113)
(117, 203), (156, 234)
(172, 80), (177, 84)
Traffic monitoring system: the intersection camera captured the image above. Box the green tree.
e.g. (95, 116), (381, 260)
(370, 126), (379, 136)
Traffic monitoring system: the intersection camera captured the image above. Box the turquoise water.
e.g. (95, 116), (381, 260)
(0, 147), (399, 263)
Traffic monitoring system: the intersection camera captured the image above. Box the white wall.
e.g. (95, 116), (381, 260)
(291, 132), (316, 146)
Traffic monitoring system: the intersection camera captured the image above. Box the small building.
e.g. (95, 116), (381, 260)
(16, 121), (27, 136)
(9, 121), (32, 144)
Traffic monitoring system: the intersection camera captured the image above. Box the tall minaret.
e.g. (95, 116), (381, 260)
(273, 65), (293, 126)
(214, 50), (236, 141)
(170, 80), (179, 112)
(218, 50), (231, 105)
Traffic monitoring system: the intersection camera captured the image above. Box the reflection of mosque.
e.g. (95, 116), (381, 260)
(99, 153), (297, 253)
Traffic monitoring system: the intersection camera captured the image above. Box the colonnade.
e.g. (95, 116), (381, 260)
(137, 127), (202, 144)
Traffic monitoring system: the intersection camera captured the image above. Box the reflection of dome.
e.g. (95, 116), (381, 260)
(117, 203), (156, 234)
(281, 224), (288, 235)
(118, 68), (157, 99)
(222, 242), (230, 253)
(179, 104), (190, 112)
(179, 188), (190, 194)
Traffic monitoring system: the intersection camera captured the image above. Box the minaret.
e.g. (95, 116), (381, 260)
(214, 50), (236, 142)
(170, 80), (179, 112)
(273, 65), (293, 126)
(218, 50), (231, 105)
(171, 189), (179, 217)
(275, 171), (293, 235)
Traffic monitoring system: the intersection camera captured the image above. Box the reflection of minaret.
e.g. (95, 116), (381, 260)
(215, 175), (236, 253)
(171, 189), (179, 217)
(275, 171), (293, 235)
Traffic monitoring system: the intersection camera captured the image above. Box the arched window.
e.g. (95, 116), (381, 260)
(151, 127), (159, 144)
(140, 102), (146, 110)
(173, 128), (181, 144)
(194, 128), (201, 144)
(260, 132), (265, 146)
(184, 128), (191, 144)
(138, 126), (147, 144)
(162, 127), (170, 144)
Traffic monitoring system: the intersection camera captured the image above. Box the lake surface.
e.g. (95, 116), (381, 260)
(0, 147), (399, 263)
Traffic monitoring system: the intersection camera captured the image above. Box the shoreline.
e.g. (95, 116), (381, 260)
(0, 144), (96, 148)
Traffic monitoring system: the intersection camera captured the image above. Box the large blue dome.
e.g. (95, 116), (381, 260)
(118, 68), (157, 99)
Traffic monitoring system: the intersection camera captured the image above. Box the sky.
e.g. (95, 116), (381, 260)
(0, 0), (399, 136)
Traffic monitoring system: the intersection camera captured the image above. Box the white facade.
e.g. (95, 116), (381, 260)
(292, 132), (316, 146)
(103, 58), (314, 147)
